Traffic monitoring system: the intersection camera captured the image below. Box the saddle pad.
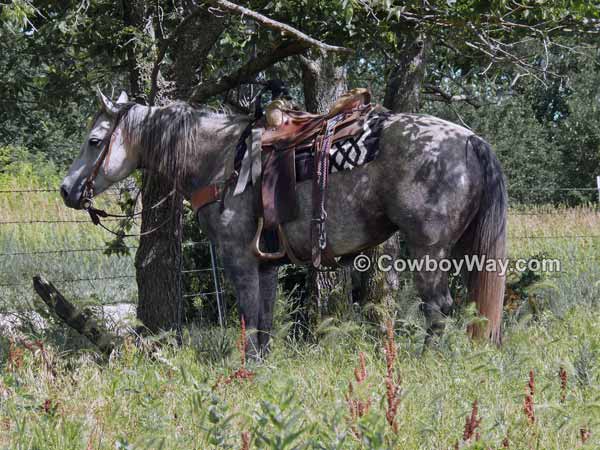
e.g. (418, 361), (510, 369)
(295, 110), (392, 181)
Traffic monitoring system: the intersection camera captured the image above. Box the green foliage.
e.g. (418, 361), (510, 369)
(3, 305), (600, 448)
(0, 0), (37, 30)
(0, 145), (60, 187)
(552, 55), (600, 202)
(425, 45), (600, 205)
(1, 1), (600, 447)
(1, 0), (599, 206)
(1, 173), (600, 448)
(0, 0), (127, 167)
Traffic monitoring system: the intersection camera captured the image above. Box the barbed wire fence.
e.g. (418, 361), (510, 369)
(0, 187), (227, 326)
(0, 184), (599, 325)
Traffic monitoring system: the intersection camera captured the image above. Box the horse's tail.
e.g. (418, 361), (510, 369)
(463, 135), (507, 345)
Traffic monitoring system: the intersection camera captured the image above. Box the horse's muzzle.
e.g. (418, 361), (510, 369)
(59, 183), (85, 210)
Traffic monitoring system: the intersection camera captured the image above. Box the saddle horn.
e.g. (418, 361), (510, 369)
(255, 79), (292, 120)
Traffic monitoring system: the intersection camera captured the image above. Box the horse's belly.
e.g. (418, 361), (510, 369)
(282, 164), (396, 258)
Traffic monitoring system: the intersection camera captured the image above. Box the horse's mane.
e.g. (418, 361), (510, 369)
(120, 101), (249, 190)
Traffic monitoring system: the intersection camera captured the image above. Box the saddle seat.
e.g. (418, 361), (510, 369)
(261, 88), (371, 149)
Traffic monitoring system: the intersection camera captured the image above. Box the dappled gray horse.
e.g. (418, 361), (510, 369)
(60, 90), (507, 355)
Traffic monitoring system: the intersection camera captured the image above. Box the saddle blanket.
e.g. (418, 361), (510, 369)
(294, 110), (391, 182)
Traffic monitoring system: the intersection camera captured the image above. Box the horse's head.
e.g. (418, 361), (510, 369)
(60, 88), (139, 209)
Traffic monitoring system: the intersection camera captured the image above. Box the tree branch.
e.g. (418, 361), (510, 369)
(207, 0), (353, 54)
(150, 0), (352, 105)
(33, 275), (117, 355)
(423, 84), (482, 108)
(188, 40), (309, 104)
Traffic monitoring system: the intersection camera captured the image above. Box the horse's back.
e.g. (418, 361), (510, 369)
(283, 112), (489, 254)
(379, 113), (474, 158)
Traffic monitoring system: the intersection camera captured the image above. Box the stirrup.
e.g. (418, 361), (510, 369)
(251, 217), (286, 260)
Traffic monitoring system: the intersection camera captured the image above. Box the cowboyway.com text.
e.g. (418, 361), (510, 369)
(352, 253), (561, 277)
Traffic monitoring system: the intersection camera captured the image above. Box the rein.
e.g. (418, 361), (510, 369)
(85, 188), (176, 238)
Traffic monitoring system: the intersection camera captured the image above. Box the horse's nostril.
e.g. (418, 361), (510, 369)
(60, 185), (69, 200)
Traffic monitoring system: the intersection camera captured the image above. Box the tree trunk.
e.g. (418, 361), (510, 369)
(301, 53), (348, 114)
(121, 1), (183, 335)
(357, 31), (430, 317)
(122, 0), (149, 103)
(170, 2), (224, 99)
(123, 1), (223, 335)
(384, 32), (429, 113)
(135, 178), (184, 334)
(300, 52), (353, 325)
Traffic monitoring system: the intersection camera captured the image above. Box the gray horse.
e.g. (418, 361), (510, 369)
(60, 89), (507, 355)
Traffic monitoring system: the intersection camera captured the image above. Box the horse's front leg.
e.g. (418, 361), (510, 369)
(198, 196), (265, 360)
(258, 263), (278, 356)
(220, 248), (262, 360)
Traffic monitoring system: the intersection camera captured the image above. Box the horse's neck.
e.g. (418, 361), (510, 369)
(126, 104), (246, 198)
(186, 117), (243, 190)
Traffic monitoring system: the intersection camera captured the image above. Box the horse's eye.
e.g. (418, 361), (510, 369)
(89, 138), (101, 146)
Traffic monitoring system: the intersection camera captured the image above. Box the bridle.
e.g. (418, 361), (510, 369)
(80, 105), (176, 237)
(81, 110), (126, 210)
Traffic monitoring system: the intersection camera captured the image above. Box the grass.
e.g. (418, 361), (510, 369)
(1, 168), (600, 449)
(0, 163), (219, 323)
(2, 309), (600, 449)
(0, 168), (138, 315)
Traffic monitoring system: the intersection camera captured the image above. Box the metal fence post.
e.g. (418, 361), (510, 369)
(209, 242), (225, 328)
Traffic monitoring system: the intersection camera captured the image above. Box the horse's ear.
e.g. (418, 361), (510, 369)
(116, 91), (129, 104)
(96, 86), (118, 116)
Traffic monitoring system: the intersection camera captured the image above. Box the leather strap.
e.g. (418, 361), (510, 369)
(84, 122), (120, 201)
(190, 184), (222, 212)
(311, 114), (342, 268)
(190, 170), (239, 213)
(82, 104), (135, 204)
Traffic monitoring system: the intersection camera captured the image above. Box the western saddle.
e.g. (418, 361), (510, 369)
(191, 87), (373, 269)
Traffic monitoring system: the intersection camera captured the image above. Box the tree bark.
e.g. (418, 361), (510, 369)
(122, 0), (149, 103)
(299, 52), (353, 324)
(33, 275), (117, 355)
(122, 0), (183, 335)
(123, 1), (224, 335)
(170, 2), (224, 99)
(135, 178), (184, 334)
(301, 53), (348, 114)
(358, 31), (430, 317)
(384, 31), (429, 113)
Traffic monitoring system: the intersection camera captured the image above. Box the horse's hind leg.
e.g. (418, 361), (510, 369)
(409, 245), (453, 342)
